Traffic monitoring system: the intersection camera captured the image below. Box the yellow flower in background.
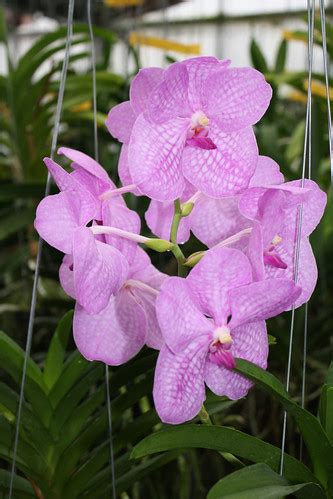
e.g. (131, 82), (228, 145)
(129, 32), (201, 55)
(283, 30), (307, 43)
(71, 101), (92, 113)
(104, 0), (143, 7)
(287, 90), (307, 104)
(304, 79), (333, 100)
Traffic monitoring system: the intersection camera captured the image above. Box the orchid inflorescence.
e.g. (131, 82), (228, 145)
(34, 56), (327, 424)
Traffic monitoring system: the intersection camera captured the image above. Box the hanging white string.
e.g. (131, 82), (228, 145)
(279, 0), (314, 475)
(8, 0), (75, 496)
(319, 0), (333, 180)
(87, 2), (116, 497)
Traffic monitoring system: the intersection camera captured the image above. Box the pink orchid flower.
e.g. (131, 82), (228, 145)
(107, 57), (272, 201)
(72, 248), (167, 365)
(238, 179), (327, 307)
(153, 246), (301, 424)
(34, 149), (141, 314)
(145, 155), (283, 245)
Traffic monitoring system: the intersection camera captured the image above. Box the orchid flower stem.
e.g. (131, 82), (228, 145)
(90, 226), (173, 252)
(198, 405), (245, 469)
(170, 199), (187, 277)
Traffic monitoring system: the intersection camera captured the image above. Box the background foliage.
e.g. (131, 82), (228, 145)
(0, 6), (333, 498)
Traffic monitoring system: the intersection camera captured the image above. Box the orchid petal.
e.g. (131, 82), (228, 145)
(58, 147), (111, 184)
(73, 290), (146, 365)
(153, 340), (208, 424)
(187, 246), (253, 325)
(249, 155), (284, 187)
(106, 101), (136, 144)
(59, 254), (75, 299)
(145, 199), (191, 243)
(73, 227), (128, 314)
(182, 124), (258, 198)
(128, 113), (187, 201)
(156, 277), (212, 353)
(130, 67), (165, 115)
(229, 278), (301, 328)
(204, 67), (272, 132)
(147, 62), (191, 124)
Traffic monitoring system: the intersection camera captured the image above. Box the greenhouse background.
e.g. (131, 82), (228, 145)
(0, 0), (333, 498)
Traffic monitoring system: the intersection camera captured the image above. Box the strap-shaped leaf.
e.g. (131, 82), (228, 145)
(319, 362), (333, 446)
(0, 469), (35, 498)
(207, 463), (325, 499)
(0, 331), (52, 425)
(235, 359), (333, 488)
(43, 310), (73, 391)
(132, 424), (316, 485)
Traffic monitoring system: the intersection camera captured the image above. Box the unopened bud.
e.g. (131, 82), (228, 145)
(184, 250), (205, 267)
(181, 202), (194, 217)
(144, 238), (174, 252)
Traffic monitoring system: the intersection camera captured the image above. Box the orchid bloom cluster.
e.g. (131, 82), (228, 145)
(34, 56), (327, 425)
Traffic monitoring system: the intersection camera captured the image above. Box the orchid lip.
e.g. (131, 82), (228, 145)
(208, 325), (235, 369)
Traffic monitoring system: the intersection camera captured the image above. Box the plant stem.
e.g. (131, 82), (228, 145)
(170, 199), (188, 277)
(198, 404), (212, 425)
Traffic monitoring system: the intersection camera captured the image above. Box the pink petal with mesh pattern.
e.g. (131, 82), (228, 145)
(44, 157), (74, 191)
(128, 114), (188, 201)
(58, 147), (111, 184)
(191, 196), (250, 247)
(153, 340), (208, 424)
(102, 201), (140, 264)
(204, 321), (268, 400)
(59, 255), (75, 299)
(182, 124), (258, 198)
(156, 277), (212, 353)
(73, 227), (129, 314)
(204, 67), (272, 133)
(280, 179), (327, 239)
(184, 56), (230, 111)
(73, 290), (147, 365)
(246, 222), (265, 281)
(106, 101), (136, 144)
(229, 278), (301, 329)
(264, 237), (317, 308)
(187, 246), (253, 325)
(130, 67), (165, 115)
(34, 191), (94, 254)
(249, 156), (284, 187)
(147, 62), (191, 124)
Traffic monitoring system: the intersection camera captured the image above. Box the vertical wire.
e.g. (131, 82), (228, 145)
(87, 2), (116, 498)
(319, 0), (333, 182)
(8, 0), (75, 496)
(279, 0), (314, 475)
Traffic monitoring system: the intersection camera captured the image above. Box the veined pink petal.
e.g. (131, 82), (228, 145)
(205, 321), (268, 400)
(281, 179), (327, 239)
(130, 67), (165, 115)
(264, 237), (318, 309)
(204, 67), (272, 133)
(128, 114), (187, 201)
(43, 157), (74, 191)
(184, 56), (230, 111)
(182, 124), (258, 198)
(191, 196), (250, 248)
(73, 291), (147, 365)
(147, 62), (191, 124)
(106, 101), (136, 144)
(229, 278), (301, 328)
(249, 156), (284, 187)
(187, 246), (253, 325)
(102, 201), (140, 265)
(153, 340), (208, 424)
(59, 254), (75, 299)
(73, 227), (129, 314)
(156, 277), (212, 353)
(246, 222), (265, 281)
(34, 191), (93, 254)
(58, 147), (111, 184)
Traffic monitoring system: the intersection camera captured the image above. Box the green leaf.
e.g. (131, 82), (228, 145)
(319, 362), (333, 446)
(275, 40), (288, 73)
(207, 463), (325, 499)
(235, 359), (333, 488)
(250, 39), (268, 73)
(0, 207), (35, 240)
(0, 470), (35, 497)
(43, 310), (73, 391)
(131, 425), (316, 485)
